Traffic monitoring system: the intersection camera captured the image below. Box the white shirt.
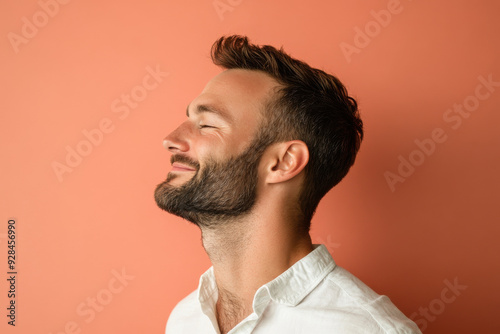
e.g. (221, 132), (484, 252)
(165, 245), (421, 334)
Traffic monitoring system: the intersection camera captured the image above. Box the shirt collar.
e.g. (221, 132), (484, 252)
(257, 244), (335, 306)
(197, 244), (335, 315)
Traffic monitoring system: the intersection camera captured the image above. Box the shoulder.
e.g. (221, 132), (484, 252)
(165, 290), (203, 333)
(325, 265), (385, 302)
(318, 266), (421, 333)
(169, 289), (199, 316)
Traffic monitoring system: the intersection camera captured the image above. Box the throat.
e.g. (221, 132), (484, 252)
(201, 220), (255, 333)
(216, 288), (252, 334)
(201, 220), (251, 263)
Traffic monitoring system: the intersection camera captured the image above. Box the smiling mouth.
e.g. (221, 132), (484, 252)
(171, 162), (197, 172)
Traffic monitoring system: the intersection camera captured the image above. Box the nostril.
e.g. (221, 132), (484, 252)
(162, 139), (170, 150)
(163, 123), (190, 152)
(163, 136), (187, 153)
(163, 140), (179, 152)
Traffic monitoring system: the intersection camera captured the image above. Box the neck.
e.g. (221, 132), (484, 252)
(200, 210), (313, 332)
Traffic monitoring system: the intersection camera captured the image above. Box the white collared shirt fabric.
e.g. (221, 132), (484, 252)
(165, 245), (421, 334)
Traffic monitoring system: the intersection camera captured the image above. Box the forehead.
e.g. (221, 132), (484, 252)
(194, 69), (280, 123)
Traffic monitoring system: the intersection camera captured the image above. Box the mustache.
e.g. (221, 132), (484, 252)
(170, 155), (200, 171)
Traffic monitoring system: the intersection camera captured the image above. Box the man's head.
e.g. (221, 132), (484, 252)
(155, 35), (363, 231)
(154, 69), (278, 228)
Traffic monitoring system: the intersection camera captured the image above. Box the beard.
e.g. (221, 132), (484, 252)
(154, 137), (265, 229)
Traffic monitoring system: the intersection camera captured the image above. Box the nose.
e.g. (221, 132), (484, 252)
(162, 121), (191, 153)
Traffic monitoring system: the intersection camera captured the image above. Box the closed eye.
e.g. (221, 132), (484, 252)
(199, 125), (215, 129)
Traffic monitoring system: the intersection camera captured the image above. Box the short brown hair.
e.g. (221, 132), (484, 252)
(211, 35), (363, 230)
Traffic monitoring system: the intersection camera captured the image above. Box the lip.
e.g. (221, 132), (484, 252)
(171, 162), (196, 172)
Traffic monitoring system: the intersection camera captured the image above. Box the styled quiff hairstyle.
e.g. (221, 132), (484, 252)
(211, 35), (363, 231)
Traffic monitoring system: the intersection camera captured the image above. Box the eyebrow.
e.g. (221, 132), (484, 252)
(186, 104), (233, 123)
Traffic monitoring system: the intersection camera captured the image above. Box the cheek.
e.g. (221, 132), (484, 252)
(232, 127), (260, 153)
(192, 136), (226, 162)
(191, 123), (257, 161)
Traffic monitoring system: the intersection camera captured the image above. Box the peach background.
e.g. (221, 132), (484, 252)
(1, 0), (499, 333)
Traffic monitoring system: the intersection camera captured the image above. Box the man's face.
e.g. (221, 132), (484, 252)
(154, 69), (279, 227)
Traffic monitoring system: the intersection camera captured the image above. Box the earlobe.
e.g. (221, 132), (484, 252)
(266, 141), (309, 184)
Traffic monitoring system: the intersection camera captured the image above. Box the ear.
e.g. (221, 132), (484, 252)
(264, 140), (309, 184)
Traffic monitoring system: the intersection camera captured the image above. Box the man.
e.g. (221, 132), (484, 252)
(155, 35), (421, 334)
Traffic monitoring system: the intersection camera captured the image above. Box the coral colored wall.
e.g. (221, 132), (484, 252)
(1, 1), (499, 333)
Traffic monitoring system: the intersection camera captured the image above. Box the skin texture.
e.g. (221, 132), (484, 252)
(158, 69), (314, 334)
